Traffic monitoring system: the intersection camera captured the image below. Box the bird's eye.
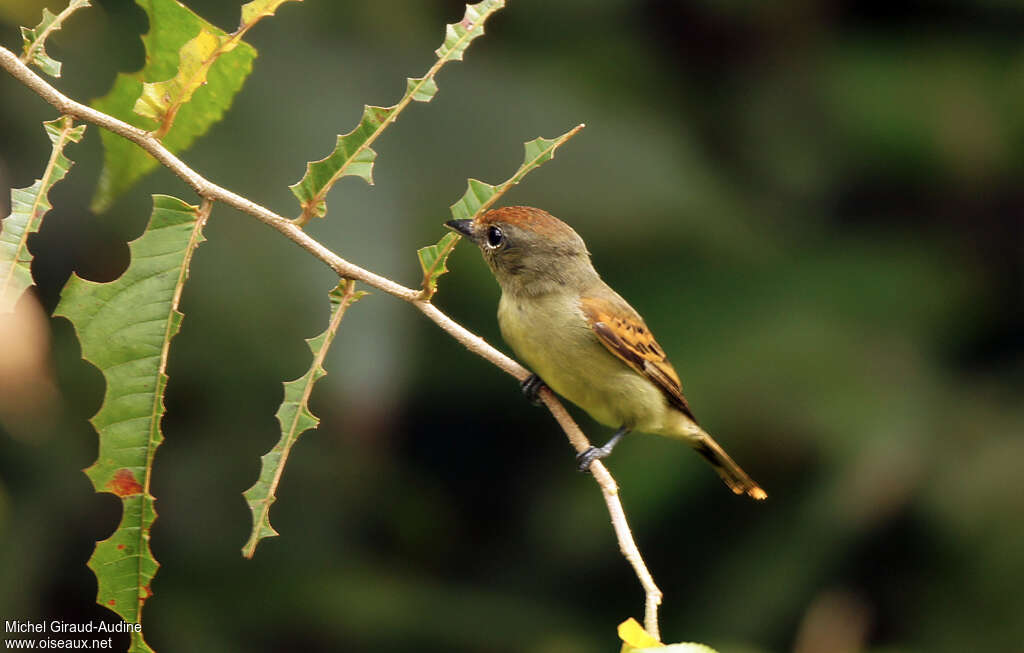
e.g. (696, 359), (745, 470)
(485, 226), (505, 249)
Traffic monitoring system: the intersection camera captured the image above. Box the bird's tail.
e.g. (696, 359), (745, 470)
(690, 428), (767, 500)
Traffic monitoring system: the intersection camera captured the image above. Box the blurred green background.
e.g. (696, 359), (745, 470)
(1, 1), (1022, 651)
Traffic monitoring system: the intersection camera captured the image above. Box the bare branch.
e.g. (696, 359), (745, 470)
(0, 44), (663, 637)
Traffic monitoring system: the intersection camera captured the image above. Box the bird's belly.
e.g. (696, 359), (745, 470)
(498, 294), (670, 432)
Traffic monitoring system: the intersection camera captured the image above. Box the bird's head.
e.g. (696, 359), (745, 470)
(445, 206), (595, 297)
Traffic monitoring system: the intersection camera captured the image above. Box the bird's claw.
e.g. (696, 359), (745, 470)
(575, 427), (629, 473)
(520, 374), (546, 406)
(575, 445), (610, 473)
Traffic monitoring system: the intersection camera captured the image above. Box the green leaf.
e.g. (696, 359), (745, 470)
(1, 117), (86, 314)
(242, 280), (365, 558)
(449, 124), (585, 221)
(19, 0), (92, 78)
(54, 195), (208, 652)
(417, 232), (459, 299)
(289, 0), (505, 224)
(434, 0), (504, 62)
(90, 0), (258, 212)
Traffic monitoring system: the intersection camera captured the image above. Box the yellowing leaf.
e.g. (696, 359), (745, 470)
(240, 0), (301, 27)
(131, 0), (299, 138)
(619, 619), (721, 653)
(134, 27), (227, 127)
(90, 0), (258, 212)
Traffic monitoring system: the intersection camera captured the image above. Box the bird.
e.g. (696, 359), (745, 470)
(446, 206), (766, 500)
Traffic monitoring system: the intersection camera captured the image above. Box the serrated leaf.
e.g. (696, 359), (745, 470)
(19, 0), (92, 78)
(449, 178), (500, 221)
(90, 0), (257, 212)
(434, 0), (503, 61)
(289, 106), (387, 221)
(242, 280), (365, 558)
(289, 0), (505, 224)
(54, 195), (208, 652)
(20, 9), (61, 77)
(417, 232), (459, 299)
(449, 124), (585, 221)
(1, 117), (85, 314)
(426, 125), (583, 300)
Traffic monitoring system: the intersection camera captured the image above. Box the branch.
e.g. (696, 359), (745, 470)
(0, 44), (663, 638)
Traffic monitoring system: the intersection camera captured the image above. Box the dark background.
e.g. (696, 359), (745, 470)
(1, 1), (1022, 651)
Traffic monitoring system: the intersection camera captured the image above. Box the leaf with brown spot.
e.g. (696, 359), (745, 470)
(106, 469), (144, 497)
(55, 195), (209, 652)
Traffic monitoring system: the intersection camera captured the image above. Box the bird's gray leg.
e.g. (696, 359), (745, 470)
(520, 373), (547, 406)
(576, 426), (630, 472)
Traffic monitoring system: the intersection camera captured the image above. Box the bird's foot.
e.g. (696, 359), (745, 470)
(576, 446), (611, 472)
(520, 374), (546, 406)
(576, 427), (630, 473)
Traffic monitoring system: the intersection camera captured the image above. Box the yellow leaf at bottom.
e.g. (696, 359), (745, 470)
(619, 618), (663, 648)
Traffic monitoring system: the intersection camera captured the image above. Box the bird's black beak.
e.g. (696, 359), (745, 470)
(445, 219), (475, 240)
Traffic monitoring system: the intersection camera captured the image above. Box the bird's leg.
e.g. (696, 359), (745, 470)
(520, 373), (547, 406)
(576, 426), (630, 472)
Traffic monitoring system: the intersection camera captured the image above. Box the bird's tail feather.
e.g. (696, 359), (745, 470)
(690, 429), (767, 500)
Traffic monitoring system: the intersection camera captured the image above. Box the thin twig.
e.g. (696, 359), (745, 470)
(0, 45), (663, 638)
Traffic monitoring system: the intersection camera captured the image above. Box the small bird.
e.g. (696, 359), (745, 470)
(446, 206), (766, 500)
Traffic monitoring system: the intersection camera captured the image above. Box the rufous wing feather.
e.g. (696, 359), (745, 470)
(581, 294), (766, 500)
(580, 295), (697, 423)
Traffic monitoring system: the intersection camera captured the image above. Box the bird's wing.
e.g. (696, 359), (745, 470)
(579, 294), (697, 423)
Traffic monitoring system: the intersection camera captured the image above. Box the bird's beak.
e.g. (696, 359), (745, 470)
(445, 219), (475, 240)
